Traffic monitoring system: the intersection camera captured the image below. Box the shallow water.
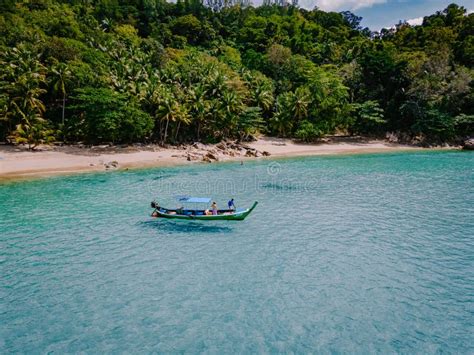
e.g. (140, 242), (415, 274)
(1, 151), (473, 353)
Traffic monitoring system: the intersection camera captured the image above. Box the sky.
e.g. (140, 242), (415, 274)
(257, 0), (474, 30)
(351, 0), (474, 30)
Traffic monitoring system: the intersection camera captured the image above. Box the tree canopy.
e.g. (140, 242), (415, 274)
(0, 1), (472, 146)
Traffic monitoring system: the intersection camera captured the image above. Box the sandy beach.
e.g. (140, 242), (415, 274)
(0, 136), (454, 181)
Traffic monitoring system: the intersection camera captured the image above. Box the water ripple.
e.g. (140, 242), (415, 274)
(1, 151), (473, 353)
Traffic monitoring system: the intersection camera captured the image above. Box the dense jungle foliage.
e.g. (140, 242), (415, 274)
(0, 0), (472, 146)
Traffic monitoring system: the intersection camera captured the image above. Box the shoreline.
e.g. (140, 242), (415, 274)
(0, 137), (460, 182)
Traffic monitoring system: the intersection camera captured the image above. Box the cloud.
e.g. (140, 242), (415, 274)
(299, 0), (387, 11)
(406, 16), (423, 26)
(389, 6), (472, 29)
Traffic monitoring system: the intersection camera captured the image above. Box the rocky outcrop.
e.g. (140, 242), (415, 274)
(185, 140), (271, 163)
(193, 142), (207, 150)
(386, 131), (425, 145)
(104, 161), (119, 169)
(143, 140), (273, 165)
(186, 152), (202, 161)
(463, 138), (474, 150)
(204, 152), (219, 161)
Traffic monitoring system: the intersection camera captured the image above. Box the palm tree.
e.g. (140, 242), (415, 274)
(0, 45), (46, 134)
(270, 111), (292, 137)
(253, 83), (274, 112)
(11, 78), (50, 149)
(100, 17), (114, 32)
(219, 90), (244, 137)
(13, 81), (46, 116)
(291, 86), (311, 121)
(173, 104), (191, 141)
(206, 70), (227, 96)
(271, 93), (293, 136)
(50, 63), (71, 127)
(188, 84), (209, 140)
(241, 69), (275, 116)
(154, 88), (190, 144)
(238, 106), (265, 140)
(156, 92), (175, 144)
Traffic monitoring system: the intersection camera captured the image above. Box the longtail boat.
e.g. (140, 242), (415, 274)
(151, 196), (258, 221)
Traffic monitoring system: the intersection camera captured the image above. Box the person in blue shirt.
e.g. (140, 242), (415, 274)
(227, 198), (236, 210)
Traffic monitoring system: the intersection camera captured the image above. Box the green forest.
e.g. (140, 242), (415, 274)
(0, 0), (472, 147)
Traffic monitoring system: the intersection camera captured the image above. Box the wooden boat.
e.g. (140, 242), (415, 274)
(151, 197), (258, 221)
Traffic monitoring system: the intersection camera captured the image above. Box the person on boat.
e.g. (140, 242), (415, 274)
(227, 198), (236, 210)
(211, 202), (218, 215)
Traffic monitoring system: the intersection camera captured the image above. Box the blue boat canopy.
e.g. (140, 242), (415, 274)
(176, 196), (211, 204)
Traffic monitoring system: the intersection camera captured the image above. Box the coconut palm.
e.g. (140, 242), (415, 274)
(291, 86), (311, 121)
(6, 61), (49, 148)
(241, 69), (275, 116)
(188, 84), (209, 140)
(12, 80), (46, 117)
(0, 45), (46, 132)
(219, 90), (244, 137)
(270, 93), (294, 136)
(10, 77), (51, 149)
(50, 63), (71, 126)
(173, 104), (191, 141)
(155, 91), (175, 144)
(154, 88), (189, 144)
(206, 70), (227, 97)
(253, 83), (274, 112)
(238, 106), (265, 140)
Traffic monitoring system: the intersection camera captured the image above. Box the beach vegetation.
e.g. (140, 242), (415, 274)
(0, 1), (472, 145)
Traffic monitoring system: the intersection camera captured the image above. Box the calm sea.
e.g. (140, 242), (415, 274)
(1, 151), (473, 353)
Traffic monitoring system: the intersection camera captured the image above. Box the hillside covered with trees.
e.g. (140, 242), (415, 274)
(0, 0), (472, 147)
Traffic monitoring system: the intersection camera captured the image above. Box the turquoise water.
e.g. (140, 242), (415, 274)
(1, 151), (473, 353)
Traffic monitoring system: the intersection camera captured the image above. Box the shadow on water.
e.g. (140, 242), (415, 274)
(152, 174), (177, 180)
(140, 220), (234, 234)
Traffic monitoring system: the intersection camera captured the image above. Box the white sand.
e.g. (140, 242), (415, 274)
(248, 137), (419, 156)
(0, 137), (450, 181)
